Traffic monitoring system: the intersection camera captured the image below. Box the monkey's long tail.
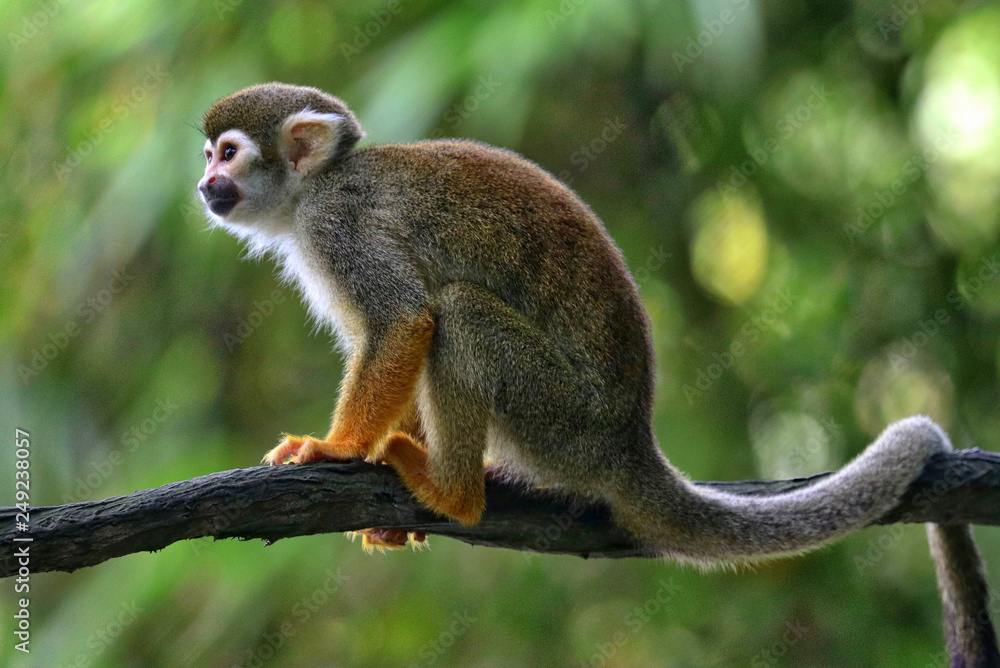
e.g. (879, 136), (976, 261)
(928, 524), (999, 667)
(615, 415), (998, 666)
(620, 416), (944, 560)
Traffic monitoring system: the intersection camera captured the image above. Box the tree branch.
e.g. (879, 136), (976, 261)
(3, 449), (999, 577)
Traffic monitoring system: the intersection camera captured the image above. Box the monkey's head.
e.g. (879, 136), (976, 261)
(198, 82), (365, 234)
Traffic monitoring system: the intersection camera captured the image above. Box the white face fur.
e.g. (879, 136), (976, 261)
(197, 109), (362, 345)
(198, 128), (292, 241)
(197, 111), (346, 249)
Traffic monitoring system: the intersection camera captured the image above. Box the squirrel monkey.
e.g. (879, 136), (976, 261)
(198, 83), (997, 664)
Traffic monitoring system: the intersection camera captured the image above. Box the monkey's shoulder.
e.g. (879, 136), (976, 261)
(348, 140), (573, 198)
(357, 138), (526, 168)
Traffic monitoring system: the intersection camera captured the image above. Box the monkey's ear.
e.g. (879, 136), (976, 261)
(280, 110), (352, 175)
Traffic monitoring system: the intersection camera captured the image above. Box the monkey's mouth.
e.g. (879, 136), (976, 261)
(206, 194), (240, 217)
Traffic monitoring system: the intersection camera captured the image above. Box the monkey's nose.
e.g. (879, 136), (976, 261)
(199, 175), (240, 216)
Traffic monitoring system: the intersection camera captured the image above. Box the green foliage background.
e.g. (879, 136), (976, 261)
(3, 0), (1000, 665)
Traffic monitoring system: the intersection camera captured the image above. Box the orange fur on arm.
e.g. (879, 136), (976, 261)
(325, 313), (435, 457)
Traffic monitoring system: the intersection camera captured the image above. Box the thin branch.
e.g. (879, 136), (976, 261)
(2, 449), (999, 577)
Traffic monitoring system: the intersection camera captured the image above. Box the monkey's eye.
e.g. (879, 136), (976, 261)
(205, 150), (212, 163)
(222, 146), (237, 161)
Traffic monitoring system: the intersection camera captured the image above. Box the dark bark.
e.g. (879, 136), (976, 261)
(2, 449), (999, 577)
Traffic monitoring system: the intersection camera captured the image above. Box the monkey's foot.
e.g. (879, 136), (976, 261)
(382, 433), (485, 526)
(262, 434), (366, 465)
(348, 529), (428, 554)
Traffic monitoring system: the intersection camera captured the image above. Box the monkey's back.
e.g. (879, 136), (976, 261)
(336, 140), (655, 419)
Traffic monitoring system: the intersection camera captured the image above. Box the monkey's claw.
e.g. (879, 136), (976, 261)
(347, 529), (429, 554)
(263, 434), (355, 465)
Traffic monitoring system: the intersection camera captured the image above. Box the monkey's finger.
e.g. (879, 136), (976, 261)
(261, 434), (307, 465)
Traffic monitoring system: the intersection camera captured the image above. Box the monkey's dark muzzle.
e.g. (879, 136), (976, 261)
(199, 176), (241, 217)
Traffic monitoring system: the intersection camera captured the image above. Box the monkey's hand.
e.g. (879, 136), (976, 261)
(263, 314), (436, 551)
(264, 436), (430, 551)
(262, 434), (367, 465)
(264, 434), (432, 552)
(265, 314), (434, 469)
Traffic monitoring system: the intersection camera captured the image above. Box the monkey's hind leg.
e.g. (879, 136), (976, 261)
(377, 284), (500, 532)
(361, 281), (580, 551)
(381, 432), (486, 527)
(351, 431), (483, 548)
